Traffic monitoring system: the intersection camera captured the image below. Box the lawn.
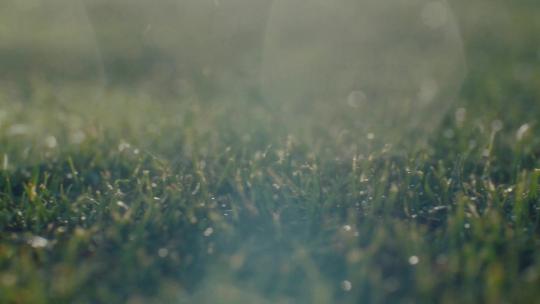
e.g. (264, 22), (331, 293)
(1, 1), (540, 303)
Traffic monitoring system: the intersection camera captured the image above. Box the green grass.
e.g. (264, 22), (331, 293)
(1, 1), (540, 303)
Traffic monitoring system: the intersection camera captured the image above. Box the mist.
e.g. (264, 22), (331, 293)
(2, 0), (465, 116)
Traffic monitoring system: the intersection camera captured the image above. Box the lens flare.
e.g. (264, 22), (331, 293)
(262, 0), (466, 137)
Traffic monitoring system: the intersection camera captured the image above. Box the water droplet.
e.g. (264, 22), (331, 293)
(118, 141), (131, 152)
(28, 236), (48, 248)
(408, 255), (420, 265)
(2, 154), (8, 170)
(516, 123), (531, 141)
(347, 90), (367, 108)
(429, 205), (448, 213)
(44, 136), (58, 149)
(341, 280), (352, 291)
(191, 183), (201, 195)
(116, 201), (129, 210)
(203, 227), (214, 237)
(158, 248), (169, 258)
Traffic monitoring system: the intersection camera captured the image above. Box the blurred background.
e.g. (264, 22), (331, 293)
(1, 0), (538, 136)
(0, 0), (271, 100)
(0, 0), (538, 114)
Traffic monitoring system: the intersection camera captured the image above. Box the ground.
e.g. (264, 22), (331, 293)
(1, 1), (540, 303)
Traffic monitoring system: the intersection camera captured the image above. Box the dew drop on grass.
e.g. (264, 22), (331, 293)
(28, 236), (49, 248)
(158, 248), (169, 258)
(118, 142), (131, 152)
(116, 201), (129, 210)
(2, 154), (8, 170)
(516, 123), (531, 141)
(203, 227), (214, 237)
(409, 255), (420, 265)
(347, 90), (367, 108)
(191, 183), (200, 195)
(429, 205), (448, 214)
(44, 136), (58, 148)
(341, 280), (352, 292)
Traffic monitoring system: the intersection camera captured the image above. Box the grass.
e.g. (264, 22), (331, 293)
(1, 1), (540, 303)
